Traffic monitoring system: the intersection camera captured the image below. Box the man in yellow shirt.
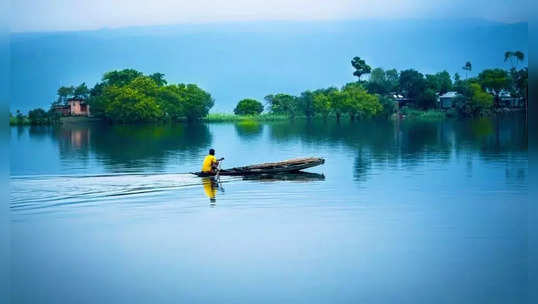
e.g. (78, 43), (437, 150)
(201, 149), (221, 174)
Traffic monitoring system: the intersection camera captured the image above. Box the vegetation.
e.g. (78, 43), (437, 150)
(11, 50), (527, 126)
(81, 69), (213, 122)
(234, 99), (264, 115)
(9, 109), (60, 126)
(204, 113), (288, 122)
(264, 82), (382, 121)
(401, 108), (446, 120)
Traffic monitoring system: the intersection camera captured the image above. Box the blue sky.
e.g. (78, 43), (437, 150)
(11, 0), (530, 32)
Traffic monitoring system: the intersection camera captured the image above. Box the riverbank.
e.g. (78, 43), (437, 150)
(399, 109), (446, 120)
(11, 109), (526, 126)
(203, 113), (289, 122)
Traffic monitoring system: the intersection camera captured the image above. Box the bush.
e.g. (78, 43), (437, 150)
(454, 83), (493, 117)
(378, 95), (396, 118)
(28, 108), (49, 125)
(234, 99), (264, 115)
(417, 88), (437, 110)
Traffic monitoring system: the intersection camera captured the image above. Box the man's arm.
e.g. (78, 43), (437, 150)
(212, 157), (224, 168)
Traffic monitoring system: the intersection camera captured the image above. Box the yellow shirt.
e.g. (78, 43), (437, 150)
(202, 155), (217, 172)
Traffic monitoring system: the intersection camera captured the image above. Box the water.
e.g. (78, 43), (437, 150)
(10, 116), (528, 303)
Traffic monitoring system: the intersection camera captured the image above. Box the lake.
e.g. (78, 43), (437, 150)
(10, 115), (528, 303)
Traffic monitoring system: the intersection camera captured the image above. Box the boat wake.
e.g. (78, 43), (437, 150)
(10, 173), (238, 212)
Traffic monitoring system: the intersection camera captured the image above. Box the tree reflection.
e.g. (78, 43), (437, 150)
(36, 123), (212, 172)
(234, 120), (263, 141)
(267, 114), (527, 182)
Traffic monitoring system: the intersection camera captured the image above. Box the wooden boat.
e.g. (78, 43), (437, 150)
(193, 157), (325, 177)
(241, 172), (325, 182)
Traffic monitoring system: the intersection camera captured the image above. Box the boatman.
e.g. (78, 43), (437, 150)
(201, 148), (222, 174)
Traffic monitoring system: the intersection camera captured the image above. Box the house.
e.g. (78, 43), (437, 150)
(392, 94), (414, 108)
(438, 91), (460, 109)
(53, 98), (91, 116)
(498, 91), (524, 108)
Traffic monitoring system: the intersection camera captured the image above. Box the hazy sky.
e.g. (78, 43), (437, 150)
(11, 0), (530, 32)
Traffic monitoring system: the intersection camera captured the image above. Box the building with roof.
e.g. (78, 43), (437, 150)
(52, 98), (91, 116)
(438, 91), (461, 109)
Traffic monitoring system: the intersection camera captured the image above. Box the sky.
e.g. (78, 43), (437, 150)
(10, 0), (530, 32)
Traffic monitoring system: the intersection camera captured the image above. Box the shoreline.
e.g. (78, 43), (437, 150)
(9, 109), (527, 127)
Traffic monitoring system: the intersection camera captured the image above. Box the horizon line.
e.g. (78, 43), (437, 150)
(10, 16), (529, 35)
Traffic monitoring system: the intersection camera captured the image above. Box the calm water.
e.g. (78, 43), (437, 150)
(10, 116), (528, 303)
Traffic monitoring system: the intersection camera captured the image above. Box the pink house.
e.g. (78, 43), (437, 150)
(53, 98), (91, 116)
(68, 99), (90, 116)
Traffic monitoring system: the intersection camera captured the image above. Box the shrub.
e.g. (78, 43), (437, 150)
(234, 99), (264, 115)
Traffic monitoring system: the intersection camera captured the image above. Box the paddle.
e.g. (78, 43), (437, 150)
(215, 158), (224, 181)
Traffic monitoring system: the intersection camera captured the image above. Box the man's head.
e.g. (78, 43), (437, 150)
(209, 148), (215, 155)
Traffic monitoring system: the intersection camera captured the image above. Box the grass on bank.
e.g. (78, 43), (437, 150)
(400, 109), (446, 120)
(10, 110), (448, 126)
(203, 113), (289, 122)
(9, 116), (30, 125)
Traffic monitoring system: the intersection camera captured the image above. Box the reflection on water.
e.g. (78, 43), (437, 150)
(9, 114), (528, 304)
(11, 114), (527, 179)
(234, 120), (264, 141)
(202, 177), (218, 204)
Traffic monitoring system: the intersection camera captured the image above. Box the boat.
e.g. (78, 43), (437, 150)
(193, 157), (325, 177)
(241, 171), (325, 182)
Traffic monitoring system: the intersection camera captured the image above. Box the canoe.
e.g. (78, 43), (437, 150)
(193, 157), (325, 177)
(241, 172), (325, 182)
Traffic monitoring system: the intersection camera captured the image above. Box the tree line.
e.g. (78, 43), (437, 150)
(11, 69), (214, 125)
(234, 51), (527, 119)
(11, 51), (528, 125)
(80, 69), (214, 122)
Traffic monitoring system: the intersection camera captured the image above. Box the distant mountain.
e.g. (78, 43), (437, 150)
(10, 19), (528, 113)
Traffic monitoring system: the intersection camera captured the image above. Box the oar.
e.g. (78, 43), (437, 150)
(215, 158), (224, 181)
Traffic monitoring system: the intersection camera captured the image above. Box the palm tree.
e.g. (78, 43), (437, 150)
(505, 51), (525, 70)
(514, 51), (525, 68)
(462, 61), (472, 79)
(504, 51), (514, 68)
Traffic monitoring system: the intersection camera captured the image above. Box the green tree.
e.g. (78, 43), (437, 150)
(504, 51), (525, 70)
(28, 108), (49, 125)
(478, 69), (510, 105)
(328, 89), (346, 121)
(342, 83), (382, 120)
(73, 82), (90, 99)
(103, 86), (163, 123)
(436, 71), (452, 94)
(298, 91), (315, 118)
(455, 82), (493, 117)
(399, 69), (426, 99)
(181, 84), (214, 121)
(102, 75), (163, 122)
(87, 82), (107, 117)
(150, 73), (168, 87)
(157, 85), (184, 120)
(425, 71), (452, 94)
(265, 94), (298, 117)
(102, 69), (143, 87)
(366, 68), (389, 94)
(56, 86), (74, 105)
(462, 61), (472, 79)
(385, 69), (399, 93)
(15, 110), (25, 124)
(234, 98), (264, 115)
(378, 95), (396, 118)
(313, 88), (333, 119)
(417, 88), (437, 110)
(351, 56), (372, 81)
(513, 67), (528, 99)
